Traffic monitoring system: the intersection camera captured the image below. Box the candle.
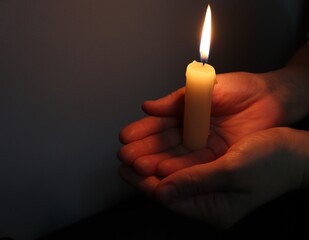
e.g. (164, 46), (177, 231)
(183, 4), (216, 150)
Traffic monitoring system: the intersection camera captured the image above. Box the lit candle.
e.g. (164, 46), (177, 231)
(183, 4), (216, 150)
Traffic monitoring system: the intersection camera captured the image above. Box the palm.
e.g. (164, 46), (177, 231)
(210, 72), (282, 154)
(118, 128), (301, 229)
(209, 73), (281, 156)
(118, 72), (283, 177)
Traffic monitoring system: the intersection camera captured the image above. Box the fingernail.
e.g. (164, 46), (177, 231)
(156, 183), (178, 203)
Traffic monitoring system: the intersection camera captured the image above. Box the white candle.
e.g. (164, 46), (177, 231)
(183, 5), (216, 150)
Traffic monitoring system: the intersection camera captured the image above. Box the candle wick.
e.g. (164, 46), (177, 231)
(202, 59), (206, 66)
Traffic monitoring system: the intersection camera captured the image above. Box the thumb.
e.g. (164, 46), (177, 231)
(142, 87), (185, 117)
(154, 160), (230, 203)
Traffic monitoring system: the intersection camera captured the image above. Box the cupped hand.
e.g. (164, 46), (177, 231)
(118, 72), (284, 176)
(118, 127), (309, 228)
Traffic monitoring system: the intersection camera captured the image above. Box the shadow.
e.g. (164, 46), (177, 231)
(40, 188), (309, 240)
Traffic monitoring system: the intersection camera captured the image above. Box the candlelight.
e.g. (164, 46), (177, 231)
(183, 4), (217, 150)
(200, 5), (212, 62)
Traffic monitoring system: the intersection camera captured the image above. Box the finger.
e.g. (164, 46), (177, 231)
(154, 130), (228, 177)
(119, 116), (180, 144)
(118, 165), (161, 197)
(207, 128), (229, 157)
(118, 128), (182, 165)
(130, 130), (229, 177)
(132, 145), (190, 176)
(154, 159), (230, 203)
(157, 148), (217, 177)
(142, 87), (185, 117)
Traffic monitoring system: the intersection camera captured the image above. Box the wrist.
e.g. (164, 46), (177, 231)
(284, 128), (309, 190)
(262, 66), (309, 126)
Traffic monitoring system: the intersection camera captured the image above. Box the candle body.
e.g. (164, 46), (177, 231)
(183, 60), (216, 150)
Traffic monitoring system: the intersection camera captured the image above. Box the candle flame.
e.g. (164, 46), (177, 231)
(200, 4), (212, 63)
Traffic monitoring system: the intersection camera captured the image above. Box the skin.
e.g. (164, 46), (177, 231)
(118, 72), (284, 177)
(118, 128), (309, 228)
(117, 44), (309, 228)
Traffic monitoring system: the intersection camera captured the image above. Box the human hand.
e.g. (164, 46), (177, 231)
(118, 72), (285, 176)
(117, 45), (309, 229)
(119, 127), (309, 228)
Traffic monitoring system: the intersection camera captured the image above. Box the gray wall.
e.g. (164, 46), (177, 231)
(0, 0), (306, 239)
(0, 1), (202, 239)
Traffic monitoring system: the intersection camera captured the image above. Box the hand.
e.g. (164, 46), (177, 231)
(119, 127), (309, 228)
(118, 72), (285, 176)
(117, 44), (309, 229)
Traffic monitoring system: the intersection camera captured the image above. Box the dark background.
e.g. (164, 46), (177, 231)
(0, 0), (307, 239)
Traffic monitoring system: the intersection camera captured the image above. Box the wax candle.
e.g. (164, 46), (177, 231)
(183, 5), (216, 150)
